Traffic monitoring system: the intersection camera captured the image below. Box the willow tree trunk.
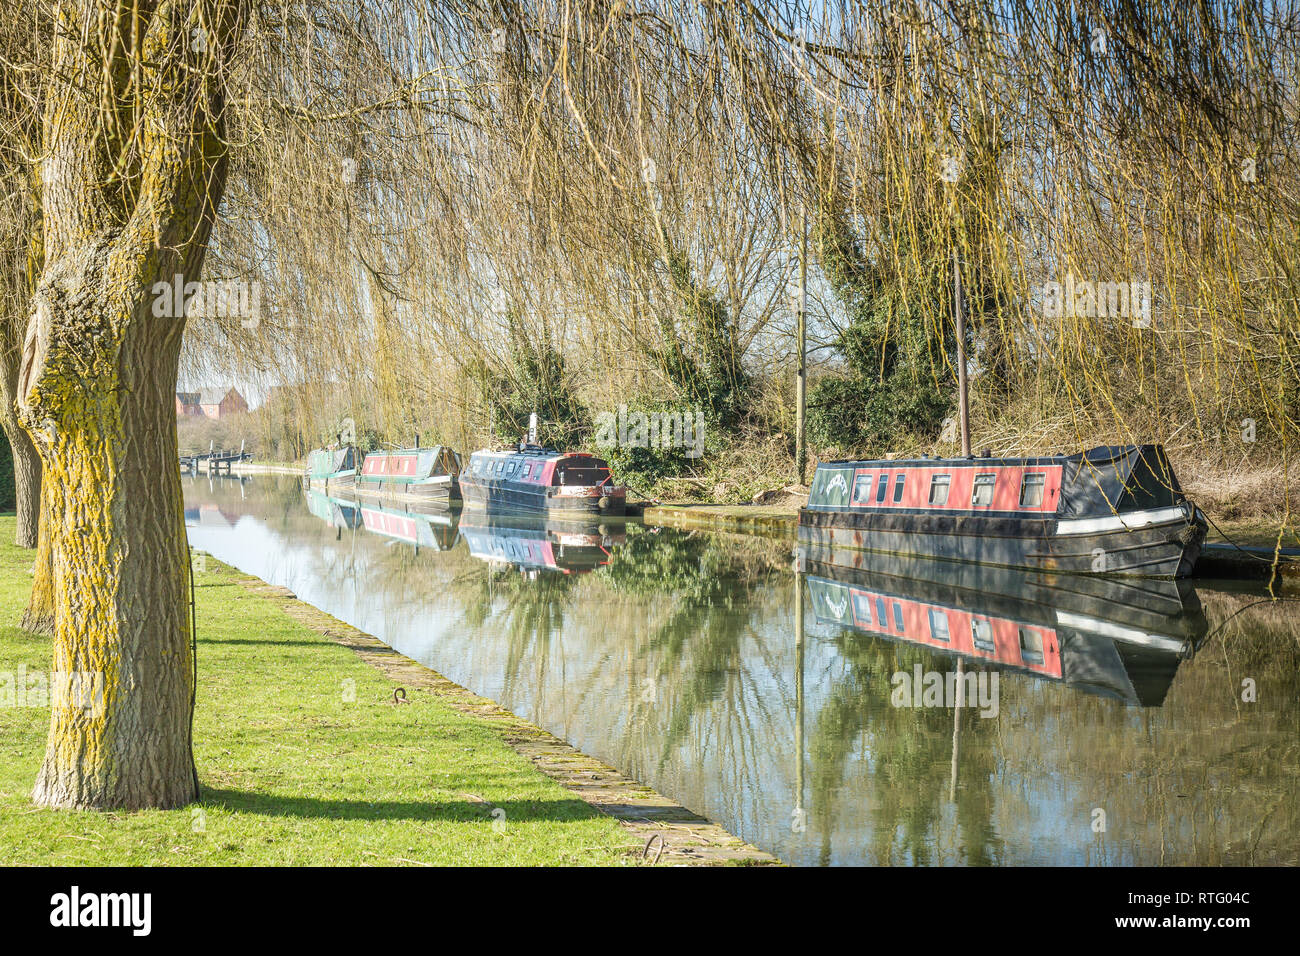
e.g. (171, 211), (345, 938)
(0, 418), (40, 547)
(24, 282), (196, 808)
(0, 157), (44, 551)
(18, 0), (245, 811)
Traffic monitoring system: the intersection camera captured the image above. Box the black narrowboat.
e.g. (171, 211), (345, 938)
(800, 445), (1206, 578)
(459, 444), (626, 515)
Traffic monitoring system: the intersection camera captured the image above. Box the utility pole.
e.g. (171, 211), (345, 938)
(796, 213), (808, 484)
(953, 246), (971, 457)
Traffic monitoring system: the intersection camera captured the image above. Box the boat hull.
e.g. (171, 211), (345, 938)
(353, 475), (460, 504)
(459, 479), (626, 515)
(302, 471), (356, 494)
(797, 503), (1205, 578)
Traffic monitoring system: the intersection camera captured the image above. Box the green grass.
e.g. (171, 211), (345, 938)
(0, 517), (629, 865)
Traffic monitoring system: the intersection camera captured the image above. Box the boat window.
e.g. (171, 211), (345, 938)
(1019, 627), (1045, 665)
(893, 474), (906, 502)
(928, 609), (950, 642)
(875, 474), (889, 503)
(875, 597), (887, 627)
(852, 472), (873, 503)
(1020, 473), (1046, 507)
(558, 466), (609, 486)
(851, 593), (872, 625)
(971, 474), (996, 507)
(928, 474), (951, 505)
(971, 619), (995, 653)
(892, 602), (904, 632)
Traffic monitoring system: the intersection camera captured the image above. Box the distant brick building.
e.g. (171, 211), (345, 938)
(176, 387), (249, 420)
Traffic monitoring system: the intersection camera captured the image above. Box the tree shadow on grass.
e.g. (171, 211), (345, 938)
(203, 638), (329, 648)
(201, 787), (608, 824)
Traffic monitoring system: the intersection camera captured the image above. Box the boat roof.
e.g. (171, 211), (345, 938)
(469, 444), (604, 461)
(365, 446), (450, 456)
(818, 445), (1162, 469)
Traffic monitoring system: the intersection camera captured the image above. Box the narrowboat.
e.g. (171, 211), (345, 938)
(800, 445), (1206, 578)
(800, 547), (1207, 706)
(459, 509), (625, 574)
(303, 446), (358, 493)
(355, 446), (462, 504)
(459, 444), (626, 515)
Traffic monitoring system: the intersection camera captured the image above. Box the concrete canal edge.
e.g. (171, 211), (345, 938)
(643, 503), (800, 540)
(231, 572), (779, 866)
(231, 462), (304, 476)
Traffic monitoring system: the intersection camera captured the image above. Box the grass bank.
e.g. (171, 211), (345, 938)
(0, 516), (631, 866)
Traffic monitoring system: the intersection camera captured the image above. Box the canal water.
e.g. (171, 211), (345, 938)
(184, 475), (1299, 866)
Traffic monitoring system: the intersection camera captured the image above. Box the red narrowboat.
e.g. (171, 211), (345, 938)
(800, 445), (1206, 578)
(459, 444), (626, 515)
(355, 446), (462, 504)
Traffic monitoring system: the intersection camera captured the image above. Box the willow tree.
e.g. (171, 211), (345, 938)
(19, 0), (248, 810)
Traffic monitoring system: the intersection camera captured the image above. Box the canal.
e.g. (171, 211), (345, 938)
(184, 475), (1299, 866)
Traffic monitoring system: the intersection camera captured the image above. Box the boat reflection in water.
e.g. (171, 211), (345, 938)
(353, 497), (458, 552)
(459, 507), (626, 574)
(304, 489), (363, 531)
(303, 489), (459, 552)
(797, 542), (1208, 707)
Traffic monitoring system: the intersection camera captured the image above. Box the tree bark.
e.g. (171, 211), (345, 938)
(2, 418), (41, 548)
(18, 1), (246, 811)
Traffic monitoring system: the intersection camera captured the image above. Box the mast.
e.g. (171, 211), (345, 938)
(796, 214), (808, 483)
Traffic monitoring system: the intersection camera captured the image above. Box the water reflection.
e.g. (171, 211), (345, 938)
(183, 476), (1300, 866)
(799, 548), (1207, 706)
(459, 509), (626, 574)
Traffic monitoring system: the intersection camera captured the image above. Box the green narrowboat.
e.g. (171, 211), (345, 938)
(304, 446), (358, 493)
